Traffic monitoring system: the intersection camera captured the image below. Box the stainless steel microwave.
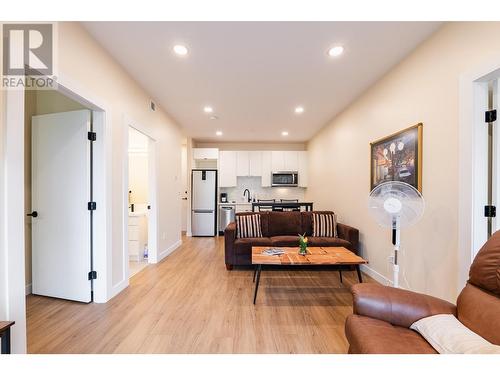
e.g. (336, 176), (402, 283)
(271, 171), (298, 187)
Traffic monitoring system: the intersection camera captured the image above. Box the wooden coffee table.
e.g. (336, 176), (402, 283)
(251, 246), (368, 304)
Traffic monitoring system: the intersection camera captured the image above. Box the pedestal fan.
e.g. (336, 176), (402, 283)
(368, 181), (425, 288)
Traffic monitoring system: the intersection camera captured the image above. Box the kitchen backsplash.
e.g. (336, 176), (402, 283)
(220, 176), (306, 202)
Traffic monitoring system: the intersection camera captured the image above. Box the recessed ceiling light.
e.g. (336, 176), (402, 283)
(281, 131), (289, 136)
(216, 131), (223, 136)
(328, 45), (344, 57)
(173, 44), (188, 56)
(294, 106), (304, 114)
(203, 106), (213, 113)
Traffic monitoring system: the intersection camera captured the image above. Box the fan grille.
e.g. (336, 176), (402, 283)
(368, 181), (424, 228)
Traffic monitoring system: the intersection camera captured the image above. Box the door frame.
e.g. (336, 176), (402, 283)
(458, 55), (500, 295)
(122, 116), (159, 280)
(1, 74), (112, 353)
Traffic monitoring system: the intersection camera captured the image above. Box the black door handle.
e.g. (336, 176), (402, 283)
(27, 211), (38, 218)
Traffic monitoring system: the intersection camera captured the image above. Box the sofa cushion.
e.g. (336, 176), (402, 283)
(270, 236), (299, 247)
(410, 314), (500, 354)
(267, 211), (302, 237)
(234, 237), (272, 255)
(345, 314), (437, 354)
(307, 237), (351, 248)
(235, 212), (269, 237)
(457, 283), (500, 345)
(302, 211), (335, 236)
(236, 214), (263, 238)
(312, 212), (338, 237)
(468, 229), (500, 297)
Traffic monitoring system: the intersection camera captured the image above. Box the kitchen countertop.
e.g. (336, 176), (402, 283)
(218, 202), (252, 206)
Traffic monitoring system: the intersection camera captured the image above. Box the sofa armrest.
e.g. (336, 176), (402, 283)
(337, 223), (359, 253)
(351, 283), (456, 328)
(224, 222), (237, 268)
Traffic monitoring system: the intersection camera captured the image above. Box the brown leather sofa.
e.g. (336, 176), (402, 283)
(345, 230), (500, 354)
(224, 211), (359, 270)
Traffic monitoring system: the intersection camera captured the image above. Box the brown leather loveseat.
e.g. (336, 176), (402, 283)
(345, 230), (500, 354)
(224, 211), (359, 270)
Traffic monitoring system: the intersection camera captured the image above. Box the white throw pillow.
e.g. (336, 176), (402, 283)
(410, 314), (500, 354)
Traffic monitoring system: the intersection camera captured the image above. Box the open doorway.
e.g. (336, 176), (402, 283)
(25, 88), (96, 302)
(127, 126), (155, 277)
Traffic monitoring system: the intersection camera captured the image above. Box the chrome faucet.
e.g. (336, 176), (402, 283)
(243, 189), (251, 203)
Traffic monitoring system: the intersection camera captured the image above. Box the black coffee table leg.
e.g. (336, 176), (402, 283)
(1, 328), (11, 354)
(253, 266), (257, 282)
(253, 264), (262, 304)
(356, 265), (363, 283)
(339, 269), (343, 284)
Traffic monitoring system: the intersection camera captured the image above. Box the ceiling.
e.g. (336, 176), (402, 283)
(82, 22), (442, 142)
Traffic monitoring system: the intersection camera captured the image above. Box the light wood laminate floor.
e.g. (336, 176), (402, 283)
(27, 235), (375, 353)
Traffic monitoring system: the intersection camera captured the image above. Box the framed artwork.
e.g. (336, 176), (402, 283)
(370, 123), (423, 192)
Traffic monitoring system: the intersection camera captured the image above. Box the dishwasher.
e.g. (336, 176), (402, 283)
(219, 205), (235, 234)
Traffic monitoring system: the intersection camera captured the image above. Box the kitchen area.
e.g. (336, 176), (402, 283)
(188, 146), (309, 236)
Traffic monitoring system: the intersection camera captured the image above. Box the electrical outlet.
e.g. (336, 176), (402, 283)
(388, 255), (395, 264)
(162, 232), (167, 240)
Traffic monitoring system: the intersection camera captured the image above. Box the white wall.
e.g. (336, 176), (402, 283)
(306, 22), (500, 303)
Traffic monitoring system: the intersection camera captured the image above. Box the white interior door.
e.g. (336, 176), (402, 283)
(31, 109), (92, 303)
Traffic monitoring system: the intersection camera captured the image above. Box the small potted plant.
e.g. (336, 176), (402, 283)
(298, 233), (308, 255)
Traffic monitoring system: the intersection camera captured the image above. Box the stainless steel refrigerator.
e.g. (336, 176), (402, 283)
(191, 169), (217, 236)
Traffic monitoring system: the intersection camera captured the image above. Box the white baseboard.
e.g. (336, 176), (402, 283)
(25, 283), (32, 296)
(157, 239), (182, 262)
(108, 278), (129, 302)
(360, 264), (392, 286)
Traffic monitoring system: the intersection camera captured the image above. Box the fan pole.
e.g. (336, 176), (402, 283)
(392, 217), (401, 288)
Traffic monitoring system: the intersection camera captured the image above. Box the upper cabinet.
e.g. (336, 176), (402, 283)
(248, 151), (262, 176)
(271, 151), (285, 171)
(219, 151), (237, 187)
(236, 151), (249, 176)
(236, 151), (262, 177)
(271, 151), (299, 171)
(284, 151), (299, 171)
(193, 148), (219, 160)
(219, 149), (307, 188)
(261, 151), (272, 187)
(298, 151), (308, 187)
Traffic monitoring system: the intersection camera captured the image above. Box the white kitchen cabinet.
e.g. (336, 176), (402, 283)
(235, 203), (253, 213)
(219, 151), (237, 187)
(271, 151), (299, 171)
(248, 151), (262, 176)
(128, 214), (148, 261)
(284, 151), (299, 171)
(261, 151), (272, 187)
(236, 151), (249, 176)
(298, 151), (308, 187)
(271, 151), (285, 171)
(193, 148), (219, 160)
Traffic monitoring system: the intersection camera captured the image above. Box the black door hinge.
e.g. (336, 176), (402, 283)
(485, 109), (497, 123)
(484, 205), (496, 218)
(88, 131), (97, 141)
(88, 271), (97, 280)
(88, 201), (97, 211)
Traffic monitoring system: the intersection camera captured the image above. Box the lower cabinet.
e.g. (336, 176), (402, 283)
(128, 214), (148, 261)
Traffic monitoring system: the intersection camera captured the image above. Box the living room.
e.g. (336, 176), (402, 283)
(1, 1), (500, 373)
